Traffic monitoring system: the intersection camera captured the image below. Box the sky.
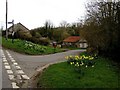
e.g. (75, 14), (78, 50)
(0, 0), (87, 30)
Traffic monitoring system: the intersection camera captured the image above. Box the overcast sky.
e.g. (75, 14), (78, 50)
(0, 0), (87, 29)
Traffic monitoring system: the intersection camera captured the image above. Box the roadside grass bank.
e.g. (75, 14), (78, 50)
(2, 37), (63, 55)
(37, 56), (120, 88)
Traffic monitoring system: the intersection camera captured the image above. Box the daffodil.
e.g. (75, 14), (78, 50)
(65, 56), (69, 60)
(89, 57), (94, 60)
(69, 55), (72, 58)
(79, 56), (82, 59)
(75, 64), (77, 66)
(76, 62), (79, 65)
(70, 62), (73, 65)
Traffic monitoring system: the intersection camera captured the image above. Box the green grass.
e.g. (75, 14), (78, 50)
(2, 37), (63, 55)
(38, 57), (120, 88)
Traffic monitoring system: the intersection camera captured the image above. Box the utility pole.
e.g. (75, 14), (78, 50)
(6, 0), (8, 40)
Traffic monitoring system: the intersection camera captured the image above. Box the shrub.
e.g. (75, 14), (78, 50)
(39, 38), (50, 46)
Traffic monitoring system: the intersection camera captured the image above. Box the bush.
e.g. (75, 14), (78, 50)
(39, 38), (50, 46)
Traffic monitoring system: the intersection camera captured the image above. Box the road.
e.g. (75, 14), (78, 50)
(1, 47), (86, 88)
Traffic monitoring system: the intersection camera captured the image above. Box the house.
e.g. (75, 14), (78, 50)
(63, 36), (88, 48)
(8, 22), (30, 34)
(7, 22), (32, 38)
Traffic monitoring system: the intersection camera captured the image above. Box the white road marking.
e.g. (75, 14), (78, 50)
(13, 63), (18, 65)
(4, 50), (30, 88)
(2, 57), (6, 60)
(10, 58), (15, 60)
(15, 66), (21, 69)
(7, 70), (13, 74)
(5, 65), (11, 69)
(11, 82), (19, 88)
(21, 75), (30, 80)
(16, 70), (24, 74)
(11, 61), (16, 63)
(7, 53), (10, 55)
(3, 60), (7, 62)
(8, 75), (15, 80)
(4, 62), (9, 65)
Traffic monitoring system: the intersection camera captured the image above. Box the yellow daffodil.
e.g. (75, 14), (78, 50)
(65, 56), (69, 60)
(79, 56), (81, 59)
(89, 57), (94, 60)
(76, 62), (79, 65)
(69, 55), (72, 58)
(75, 64), (77, 66)
(70, 62), (73, 65)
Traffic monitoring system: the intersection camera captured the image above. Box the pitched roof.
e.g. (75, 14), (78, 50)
(63, 36), (80, 43)
(8, 22), (29, 32)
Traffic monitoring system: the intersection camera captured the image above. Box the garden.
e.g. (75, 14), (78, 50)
(37, 53), (119, 88)
(2, 37), (63, 55)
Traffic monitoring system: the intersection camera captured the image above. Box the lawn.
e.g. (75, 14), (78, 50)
(2, 37), (63, 55)
(37, 57), (120, 88)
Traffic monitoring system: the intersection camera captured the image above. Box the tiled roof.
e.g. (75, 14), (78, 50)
(63, 36), (80, 43)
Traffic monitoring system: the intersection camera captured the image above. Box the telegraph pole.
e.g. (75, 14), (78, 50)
(6, 0), (8, 40)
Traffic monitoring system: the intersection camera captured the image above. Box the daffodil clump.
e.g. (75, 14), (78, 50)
(24, 41), (47, 52)
(65, 54), (97, 76)
(65, 54), (97, 68)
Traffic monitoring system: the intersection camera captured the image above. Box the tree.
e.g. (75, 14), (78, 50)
(52, 28), (70, 42)
(44, 20), (53, 37)
(80, 0), (120, 60)
(60, 21), (70, 28)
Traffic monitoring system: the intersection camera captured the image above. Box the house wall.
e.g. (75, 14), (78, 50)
(79, 42), (88, 48)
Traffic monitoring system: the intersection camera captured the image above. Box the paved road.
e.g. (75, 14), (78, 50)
(1, 48), (86, 88)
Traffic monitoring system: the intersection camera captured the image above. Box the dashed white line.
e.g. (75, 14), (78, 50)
(3, 59), (7, 62)
(3, 50), (30, 88)
(4, 62), (9, 65)
(3, 57), (6, 60)
(21, 75), (30, 80)
(16, 70), (24, 74)
(7, 70), (13, 74)
(5, 65), (11, 69)
(8, 75), (15, 80)
(13, 63), (18, 65)
(8, 55), (12, 58)
(11, 60), (16, 63)
(11, 82), (19, 88)
(15, 66), (21, 69)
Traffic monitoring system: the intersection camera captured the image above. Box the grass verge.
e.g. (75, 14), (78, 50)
(2, 37), (63, 55)
(37, 57), (120, 88)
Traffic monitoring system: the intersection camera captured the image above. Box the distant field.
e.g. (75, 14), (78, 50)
(2, 37), (63, 55)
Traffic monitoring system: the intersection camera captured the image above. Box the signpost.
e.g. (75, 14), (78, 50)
(8, 20), (14, 43)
